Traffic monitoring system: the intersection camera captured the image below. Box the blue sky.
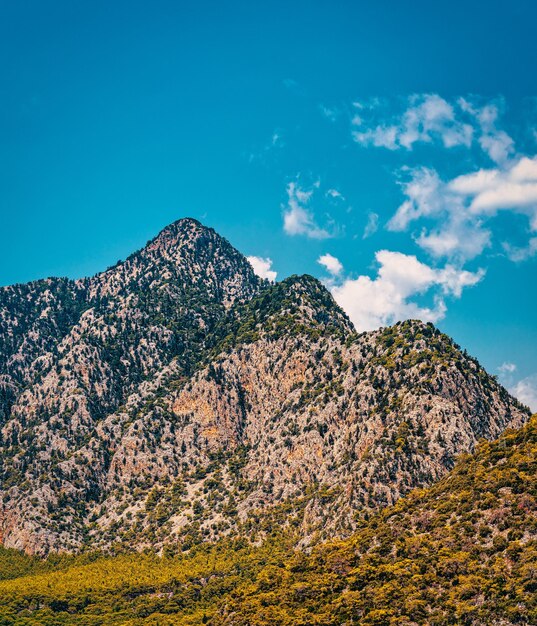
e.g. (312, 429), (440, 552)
(1, 0), (536, 409)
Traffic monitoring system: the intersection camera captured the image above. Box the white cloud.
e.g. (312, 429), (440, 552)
(318, 253), (343, 276)
(498, 364), (537, 411)
(271, 131), (283, 147)
(353, 123), (399, 150)
(351, 94), (534, 263)
(510, 374), (537, 412)
(388, 168), (491, 262)
(415, 211), (492, 261)
(247, 256), (277, 282)
(497, 362), (517, 391)
(282, 181), (335, 239)
(320, 105), (339, 122)
(498, 362), (517, 374)
(390, 157), (537, 262)
(330, 250), (484, 331)
(326, 188), (344, 199)
(458, 98), (514, 165)
(389, 168), (447, 231)
(451, 157), (537, 221)
(363, 212), (379, 239)
(352, 94), (517, 164)
(352, 94), (473, 151)
(480, 132), (514, 166)
(503, 237), (537, 262)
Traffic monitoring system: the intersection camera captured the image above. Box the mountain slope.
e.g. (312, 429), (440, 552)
(0, 220), (530, 554)
(0, 415), (534, 625)
(0, 219), (261, 553)
(218, 414), (537, 626)
(0, 277), (88, 423)
(87, 278), (526, 552)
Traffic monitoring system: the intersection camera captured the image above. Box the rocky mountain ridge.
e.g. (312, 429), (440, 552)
(0, 219), (530, 554)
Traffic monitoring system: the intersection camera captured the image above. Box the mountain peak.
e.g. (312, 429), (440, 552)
(212, 272), (354, 354)
(87, 217), (260, 307)
(277, 273), (353, 326)
(140, 217), (211, 256)
(155, 216), (204, 238)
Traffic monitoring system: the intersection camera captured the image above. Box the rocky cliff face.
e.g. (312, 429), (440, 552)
(0, 219), (530, 554)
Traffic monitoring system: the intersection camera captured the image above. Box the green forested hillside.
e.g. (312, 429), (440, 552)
(0, 416), (535, 626)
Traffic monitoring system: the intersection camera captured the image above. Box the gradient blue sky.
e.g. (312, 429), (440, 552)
(1, 1), (536, 408)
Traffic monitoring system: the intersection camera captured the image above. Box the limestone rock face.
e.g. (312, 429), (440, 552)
(0, 221), (530, 554)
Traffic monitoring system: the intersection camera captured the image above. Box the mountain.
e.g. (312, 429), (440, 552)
(0, 415), (534, 625)
(0, 219), (261, 552)
(0, 219), (530, 555)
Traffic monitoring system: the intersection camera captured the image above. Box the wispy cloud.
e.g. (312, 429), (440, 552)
(349, 93), (536, 263)
(388, 167), (492, 262)
(389, 156), (537, 262)
(247, 256), (278, 282)
(510, 374), (537, 412)
(363, 212), (379, 239)
(498, 362), (517, 375)
(503, 237), (537, 262)
(497, 362), (537, 412)
(248, 129), (285, 163)
(270, 131), (284, 147)
(282, 180), (339, 239)
(352, 94), (474, 151)
(276, 94), (534, 338)
(326, 188), (344, 200)
(352, 94), (516, 165)
(319, 104), (340, 122)
(458, 97), (514, 165)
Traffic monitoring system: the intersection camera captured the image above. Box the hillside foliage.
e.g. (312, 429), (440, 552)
(0, 416), (535, 625)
